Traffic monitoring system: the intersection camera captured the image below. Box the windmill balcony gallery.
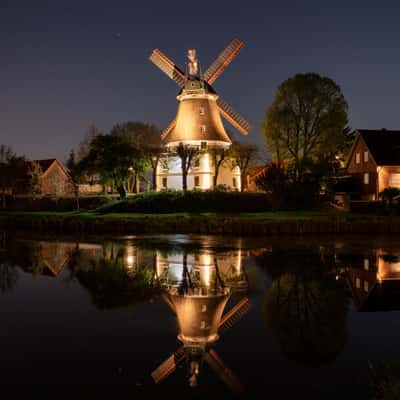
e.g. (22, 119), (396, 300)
(149, 38), (251, 191)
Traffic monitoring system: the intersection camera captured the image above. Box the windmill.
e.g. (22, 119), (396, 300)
(151, 257), (250, 394)
(149, 38), (251, 191)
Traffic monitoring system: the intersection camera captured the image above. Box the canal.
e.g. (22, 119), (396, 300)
(1, 232), (400, 399)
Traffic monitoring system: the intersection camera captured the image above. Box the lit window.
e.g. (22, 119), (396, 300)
(194, 176), (200, 187)
(201, 141), (207, 150)
(200, 125), (206, 134)
(363, 151), (369, 162)
(364, 258), (369, 271)
(200, 321), (206, 329)
(364, 173), (369, 185)
(364, 281), (369, 292)
(201, 305), (207, 312)
(199, 107), (205, 116)
(162, 177), (167, 188)
(355, 152), (361, 164)
(356, 277), (361, 288)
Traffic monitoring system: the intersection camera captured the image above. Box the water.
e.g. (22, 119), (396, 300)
(1, 232), (400, 399)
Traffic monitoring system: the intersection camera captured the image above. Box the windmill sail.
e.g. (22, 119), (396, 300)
(161, 118), (176, 141)
(151, 346), (185, 384)
(204, 349), (245, 394)
(218, 297), (250, 336)
(149, 49), (186, 87)
(204, 38), (245, 85)
(217, 97), (251, 136)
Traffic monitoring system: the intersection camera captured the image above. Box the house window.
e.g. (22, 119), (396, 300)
(201, 141), (207, 150)
(364, 258), (369, 271)
(162, 177), (167, 188)
(364, 281), (369, 292)
(355, 152), (361, 164)
(389, 173), (400, 188)
(363, 151), (369, 162)
(364, 173), (369, 185)
(200, 125), (206, 134)
(356, 278), (361, 288)
(232, 177), (237, 188)
(194, 176), (200, 187)
(199, 107), (205, 116)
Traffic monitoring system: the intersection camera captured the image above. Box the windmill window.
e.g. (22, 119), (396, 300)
(232, 177), (237, 188)
(200, 321), (206, 329)
(355, 152), (361, 164)
(201, 141), (207, 150)
(201, 305), (207, 312)
(199, 107), (205, 116)
(194, 176), (200, 187)
(162, 177), (168, 188)
(363, 151), (369, 162)
(200, 125), (206, 134)
(364, 173), (369, 185)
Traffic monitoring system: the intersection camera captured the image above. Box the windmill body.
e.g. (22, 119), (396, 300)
(149, 39), (251, 191)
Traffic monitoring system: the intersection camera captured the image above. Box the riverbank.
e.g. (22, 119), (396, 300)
(1, 211), (400, 235)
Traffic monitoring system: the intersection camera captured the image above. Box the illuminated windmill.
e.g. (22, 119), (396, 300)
(151, 258), (250, 394)
(149, 38), (251, 191)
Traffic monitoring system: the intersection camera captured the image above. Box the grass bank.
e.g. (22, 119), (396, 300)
(1, 210), (400, 235)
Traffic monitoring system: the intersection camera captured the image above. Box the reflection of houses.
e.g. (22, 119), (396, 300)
(345, 249), (400, 311)
(152, 247), (249, 392)
(346, 129), (400, 200)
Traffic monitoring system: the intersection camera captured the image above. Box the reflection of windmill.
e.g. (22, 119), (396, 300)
(149, 39), (251, 190)
(151, 263), (250, 394)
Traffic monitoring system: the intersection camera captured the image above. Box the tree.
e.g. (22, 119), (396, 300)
(66, 150), (81, 210)
(262, 73), (349, 183)
(175, 143), (201, 191)
(27, 161), (43, 199)
(230, 141), (260, 192)
(209, 146), (230, 188)
(379, 187), (400, 207)
(0, 145), (25, 208)
(78, 133), (145, 198)
(110, 122), (161, 192)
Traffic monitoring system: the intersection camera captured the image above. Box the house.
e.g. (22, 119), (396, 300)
(346, 129), (400, 200)
(246, 165), (268, 192)
(14, 159), (74, 197)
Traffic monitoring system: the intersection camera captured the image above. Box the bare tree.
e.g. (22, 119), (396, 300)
(209, 146), (230, 188)
(230, 141), (260, 192)
(28, 161), (43, 199)
(175, 143), (201, 191)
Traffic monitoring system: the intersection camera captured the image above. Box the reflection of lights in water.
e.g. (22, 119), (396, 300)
(125, 245), (135, 269)
(201, 253), (213, 287)
(236, 249), (242, 276)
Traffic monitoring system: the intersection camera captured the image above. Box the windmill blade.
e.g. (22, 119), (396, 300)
(217, 97), (251, 136)
(218, 297), (250, 336)
(204, 349), (244, 394)
(149, 49), (186, 87)
(151, 346), (185, 384)
(161, 118), (176, 141)
(204, 38), (245, 85)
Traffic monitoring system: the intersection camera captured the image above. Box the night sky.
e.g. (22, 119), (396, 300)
(2, 0), (400, 162)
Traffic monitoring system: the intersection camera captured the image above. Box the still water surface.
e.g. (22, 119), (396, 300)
(1, 232), (400, 399)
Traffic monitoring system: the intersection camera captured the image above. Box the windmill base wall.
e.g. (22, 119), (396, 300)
(156, 153), (241, 191)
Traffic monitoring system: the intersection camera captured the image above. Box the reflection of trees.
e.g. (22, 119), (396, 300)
(74, 258), (158, 310)
(0, 262), (18, 293)
(258, 248), (350, 367)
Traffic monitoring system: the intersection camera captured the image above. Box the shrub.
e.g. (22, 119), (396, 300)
(96, 190), (272, 214)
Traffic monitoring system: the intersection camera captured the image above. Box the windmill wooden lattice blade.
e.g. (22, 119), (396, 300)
(161, 118), (176, 141)
(218, 297), (250, 336)
(204, 349), (245, 394)
(149, 49), (186, 87)
(204, 38), (245, 85)
(151, 347), (185, 384)
(217, 97), (251, 136)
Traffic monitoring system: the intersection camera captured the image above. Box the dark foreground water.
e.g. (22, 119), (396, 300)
(1, 232), (400, 399)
